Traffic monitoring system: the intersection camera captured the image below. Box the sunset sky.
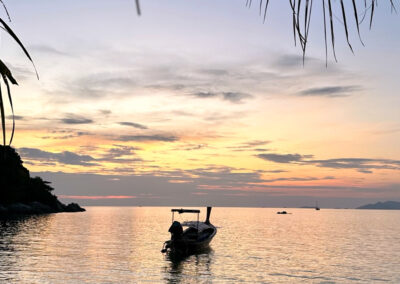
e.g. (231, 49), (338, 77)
(2, 0), (399, 207)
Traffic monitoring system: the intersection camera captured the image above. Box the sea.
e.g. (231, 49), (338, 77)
(1, 207), (400, 283)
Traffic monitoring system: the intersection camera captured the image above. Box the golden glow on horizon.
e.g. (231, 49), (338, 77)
(13, 116), (400, 198)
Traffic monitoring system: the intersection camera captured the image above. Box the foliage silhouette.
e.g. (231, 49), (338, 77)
(0, 5), (37, 147)
(136, 0), (397, 64)
(0, 145), (85, 214)
(0, 4), (85, 215)
(0, 145), (56, 206)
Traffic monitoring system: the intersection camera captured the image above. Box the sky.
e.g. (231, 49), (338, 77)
(1, 0), (400, 207)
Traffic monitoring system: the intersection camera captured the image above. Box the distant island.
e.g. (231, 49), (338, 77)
(0, 146), (84, 216)
(357, 201), (400, 210)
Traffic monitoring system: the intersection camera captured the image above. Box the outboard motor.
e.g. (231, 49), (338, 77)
(205, 207), (212, 224)
(168, 221), (183, 240)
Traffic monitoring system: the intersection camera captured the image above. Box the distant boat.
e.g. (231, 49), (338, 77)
(277, 211), (288, 214)
(315, 201), (320, 211)
(161, 207), (217, 255)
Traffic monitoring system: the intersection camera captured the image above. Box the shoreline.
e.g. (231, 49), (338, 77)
(0, 201), (85, 217)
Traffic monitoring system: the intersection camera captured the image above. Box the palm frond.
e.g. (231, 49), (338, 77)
(322, 0), (328, 66)
(0, 18), (38, 79)
(3, 76), (15, 145)
(0, 60), (19, 146)
(259, 0), (397, 62)
(370, 0), (375, 29)
(135, 0), (141, 16)
(0, 5), (39, 146)
(134, 0), (398, 62)
(0, 84), (5, 146)
(327, 0), (337, 62)
(0, 0), (11, 21)
(340, 0), (354, 53)
(0, 60), (18, 85)
(352, 0), (365, 46)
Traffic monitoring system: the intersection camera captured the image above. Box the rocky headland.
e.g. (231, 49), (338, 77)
(0, 146), (84, 216)
(357, 201), (400, 210)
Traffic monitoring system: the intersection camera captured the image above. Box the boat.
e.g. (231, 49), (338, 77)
(161, 207), (217, 255)
(315, 201), (320, 211)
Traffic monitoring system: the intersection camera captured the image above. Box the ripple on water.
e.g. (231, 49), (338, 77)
(1, 207), (400, 283)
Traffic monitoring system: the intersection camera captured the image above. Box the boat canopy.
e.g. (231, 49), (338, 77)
(171, 208), (200, 224)
(170, 207), (212, 230)
(171, 209), (200, 214)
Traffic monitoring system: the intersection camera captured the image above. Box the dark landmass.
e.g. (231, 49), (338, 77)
(0, 146), (85, 216)
(357, 201), (400, 210)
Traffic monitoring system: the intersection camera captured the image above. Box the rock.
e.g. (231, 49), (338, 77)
(55, 200), (67, 212)
(0, 205), (8, 214)
(0, 202), (56, 216)
(29, 201), (54, 214)
(65, 203), (86, 212)
(7, 203), (33, 214)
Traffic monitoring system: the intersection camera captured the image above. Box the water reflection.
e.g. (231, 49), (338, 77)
(0, 214), (53, 246)
(0, 214), (54, 282)
(0, 208), (399, 283)
(163, 248), (214, 283)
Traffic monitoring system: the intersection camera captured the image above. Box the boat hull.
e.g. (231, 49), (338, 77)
(165, 225), (217, 255)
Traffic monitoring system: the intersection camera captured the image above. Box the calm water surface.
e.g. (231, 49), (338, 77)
(1, 207), (400, 283)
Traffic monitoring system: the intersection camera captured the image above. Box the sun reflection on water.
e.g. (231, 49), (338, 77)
(1, 207), (400, 283)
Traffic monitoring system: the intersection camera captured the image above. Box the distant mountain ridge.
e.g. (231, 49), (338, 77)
(357, 201), (400, 210)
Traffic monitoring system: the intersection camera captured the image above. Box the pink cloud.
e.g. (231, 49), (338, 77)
(192, 192), (208, 195)
(59, 195), (136, 200)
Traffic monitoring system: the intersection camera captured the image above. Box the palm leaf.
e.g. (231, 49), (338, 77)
(258, 0), (396, 61)
(322, 0), (328, 66)
(0, 18), (39, 79)
(0, 61), (18, 145)
(0, 60), (18, 85)
(263, 0), (270, 23)
(135, 0), (141, 16)
(133, 0), (397, 60)
(2, 76), (15, 145)
(352, 0), (365, 46)
(0, 0), (11, 21)
(0, 3), (38, 146)
(327, 0), (337, 61)
(0, 83), (5, 146)
(340, 0), (354, 53)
